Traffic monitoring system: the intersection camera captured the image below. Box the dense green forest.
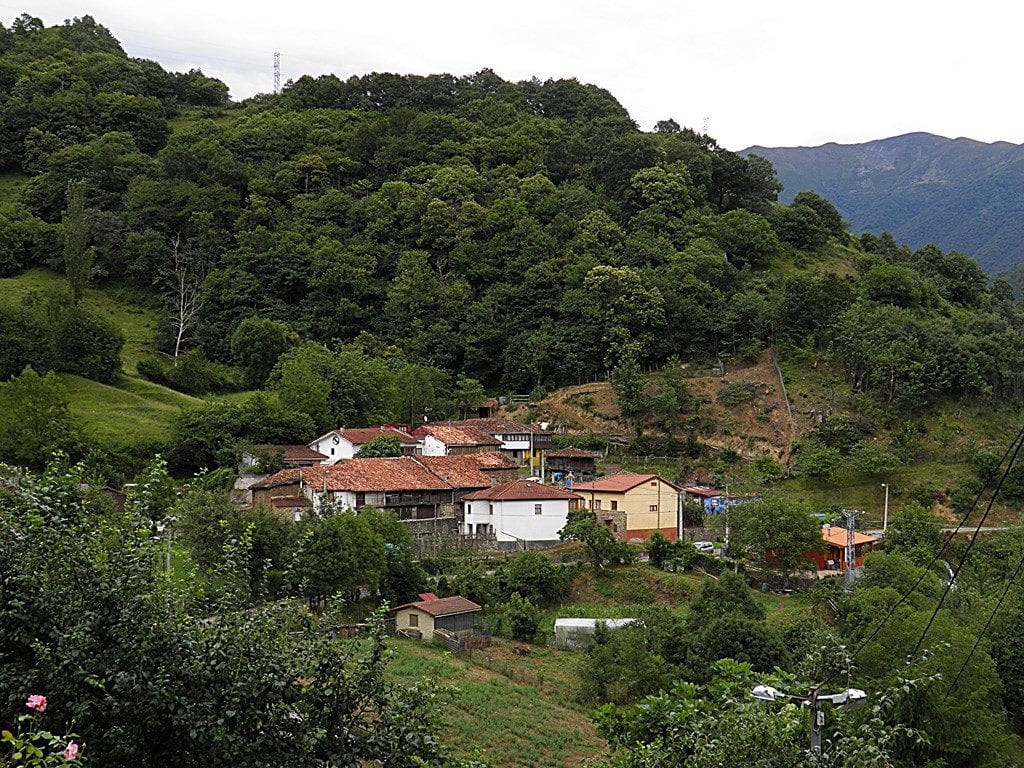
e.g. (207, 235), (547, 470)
(2, 13), (1024, 475)
(4, 13), (1024, 768)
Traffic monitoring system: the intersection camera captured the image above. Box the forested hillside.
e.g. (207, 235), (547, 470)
(742, 132), (1024, 276)
(3, 14), (1024, 479)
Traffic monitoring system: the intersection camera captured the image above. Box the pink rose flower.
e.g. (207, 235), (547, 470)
(63, 741), (79, 761)
(25, 694), (47, 713)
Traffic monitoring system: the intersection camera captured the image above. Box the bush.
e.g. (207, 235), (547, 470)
(137, 350), (244, 395)
(717, 381), (755, 407)
(0, 304), (54, 380)
(497, 551), (574, 606)
(53, 304), (124, 383)
(504, 592), (541, 642)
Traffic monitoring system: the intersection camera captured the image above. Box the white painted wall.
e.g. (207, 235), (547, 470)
(420, 434), (447, 456)
(308, 433), (356, 464)
(463, 498), (570, 543)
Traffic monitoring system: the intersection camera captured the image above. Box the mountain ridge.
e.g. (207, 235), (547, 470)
(741, 132), (1024, 275)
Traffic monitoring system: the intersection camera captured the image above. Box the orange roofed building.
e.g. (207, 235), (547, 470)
(809, 525), (879, 571)
(572, 473), (683, 542)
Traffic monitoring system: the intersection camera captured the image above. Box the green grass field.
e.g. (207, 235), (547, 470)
(388, 638), (603, 767)
(0, 269), (202, 451)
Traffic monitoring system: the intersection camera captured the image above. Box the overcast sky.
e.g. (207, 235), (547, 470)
(7, 1), (1024, 150)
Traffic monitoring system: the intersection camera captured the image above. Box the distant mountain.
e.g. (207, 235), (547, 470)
(742, 132), (1024, 275)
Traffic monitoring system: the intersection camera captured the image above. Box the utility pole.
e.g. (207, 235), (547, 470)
(273, 52), (281, 95)
(881, 482), (890, 533)
(844, 509), (858, 588)
(752, 684), (867, 764)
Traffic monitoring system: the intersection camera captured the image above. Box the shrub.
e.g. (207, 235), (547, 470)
(52, 304), (124, 383)
(717, 381), (755, 407)
(137, 350), (244, 395)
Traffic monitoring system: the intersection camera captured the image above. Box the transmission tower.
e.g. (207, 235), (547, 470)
(273, 52), (281, 95)
(702, 115), (710, 136)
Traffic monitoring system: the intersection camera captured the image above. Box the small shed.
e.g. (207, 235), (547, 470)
(392, 595), (482, 641)
(553, 618), (637, 648)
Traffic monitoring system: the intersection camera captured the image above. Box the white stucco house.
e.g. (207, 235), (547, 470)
(461, 479), (581, 545)
(308, 426), (420, 464)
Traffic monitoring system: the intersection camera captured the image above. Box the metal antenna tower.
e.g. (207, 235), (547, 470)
(273, 52), (281, 95)
(702, 115), (710, 135)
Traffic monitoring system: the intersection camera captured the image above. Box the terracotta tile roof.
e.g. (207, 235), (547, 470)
(546, 447), (602, 459)
(469, 451), (517, 469)
(461, 417), (549, 435)
(573, 473), (682, 493)
(416, 453), (509, 490)
(343, 426), (419, 446)
(392, 595), (482, 617)
(270, 496), (312, 508)
(462, 479), (582, 501)
(416, 423), (501, 447)
(321, 458), (452, 492)
(247, 444), (327, 462)
(822, 527), (878, 548)
(680, 485), (724, 498)
(250, 468), (317, 490)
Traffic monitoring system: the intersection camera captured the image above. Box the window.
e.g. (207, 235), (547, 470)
(650, 481), (657, 487)
(534, 504), (542, 515)
(330, 447), (335, 456)
(594, 500), (602, 510)
(649, 505), (659, 512)
(611, 500), (618, 511)
(409, 613), (418, 627)
(489, 504), (494, 515)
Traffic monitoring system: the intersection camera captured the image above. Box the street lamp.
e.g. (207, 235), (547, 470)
(881, 483), (889, 533)
(751, 684), (867, 763)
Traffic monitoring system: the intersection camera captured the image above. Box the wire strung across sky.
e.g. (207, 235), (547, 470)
(851, 423), (1024, 660)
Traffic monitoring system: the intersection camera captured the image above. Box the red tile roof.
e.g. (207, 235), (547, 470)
(247, 444), (327, 462)
(546, 447), (602, 459)
(461, 417), (549, 435)
(392, 595), (482, 617)
(462, 479), (581, 501)
(415, 423), (501, 447)
(321, 458), (451, 492)
(250, 468), (314, 490)
(416, 453), (510, 490)
(573, 473), (682, 493)
(344, 426), (420, 446)
(822, 527), (878, 548)
(680, 485), (723, 498)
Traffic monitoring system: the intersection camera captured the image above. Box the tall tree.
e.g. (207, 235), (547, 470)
(62, 179), (91, 301)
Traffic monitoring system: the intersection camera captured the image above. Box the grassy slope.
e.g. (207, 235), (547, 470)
(0, 269), (202, 449)
(388, 638), (604, 767)
(387, 563), (813, 766)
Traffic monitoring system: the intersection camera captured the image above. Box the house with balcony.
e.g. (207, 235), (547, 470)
(572, 473), (683, 541)
(460, 417), (553, 466)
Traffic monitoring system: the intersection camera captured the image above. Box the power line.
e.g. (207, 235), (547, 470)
(911, 428), (1024, 657)
(943, 540), (1024, 699)
(852, 424), (1024, 659)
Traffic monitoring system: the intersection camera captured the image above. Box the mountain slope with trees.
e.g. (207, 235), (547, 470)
(742, 132), (1024, 276)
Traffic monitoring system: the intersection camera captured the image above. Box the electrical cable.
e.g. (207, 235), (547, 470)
(943, 545), (1024, 700)
(910, 428), (1024, 657)
(851, 424), (1024, 659)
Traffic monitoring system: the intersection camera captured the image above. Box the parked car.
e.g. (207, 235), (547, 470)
(693, 541), (715, 554)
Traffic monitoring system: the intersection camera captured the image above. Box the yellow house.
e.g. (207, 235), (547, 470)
(572, 473), (683, 541)
(392, 595), (482, 641)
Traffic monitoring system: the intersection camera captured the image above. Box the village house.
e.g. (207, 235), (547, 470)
(392, 594), (482, 641)
(413, 423), (502, 456)
(461, 417), (553, 467)
(572, 473), (684, 541)
(417, 452), (519, 495)
(239, 444), (327, 473)
(308, 426), (420, 464)
(545, 447), (602, 481)
(462, 479), (582, 547)
(810, 525), (879, 572)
